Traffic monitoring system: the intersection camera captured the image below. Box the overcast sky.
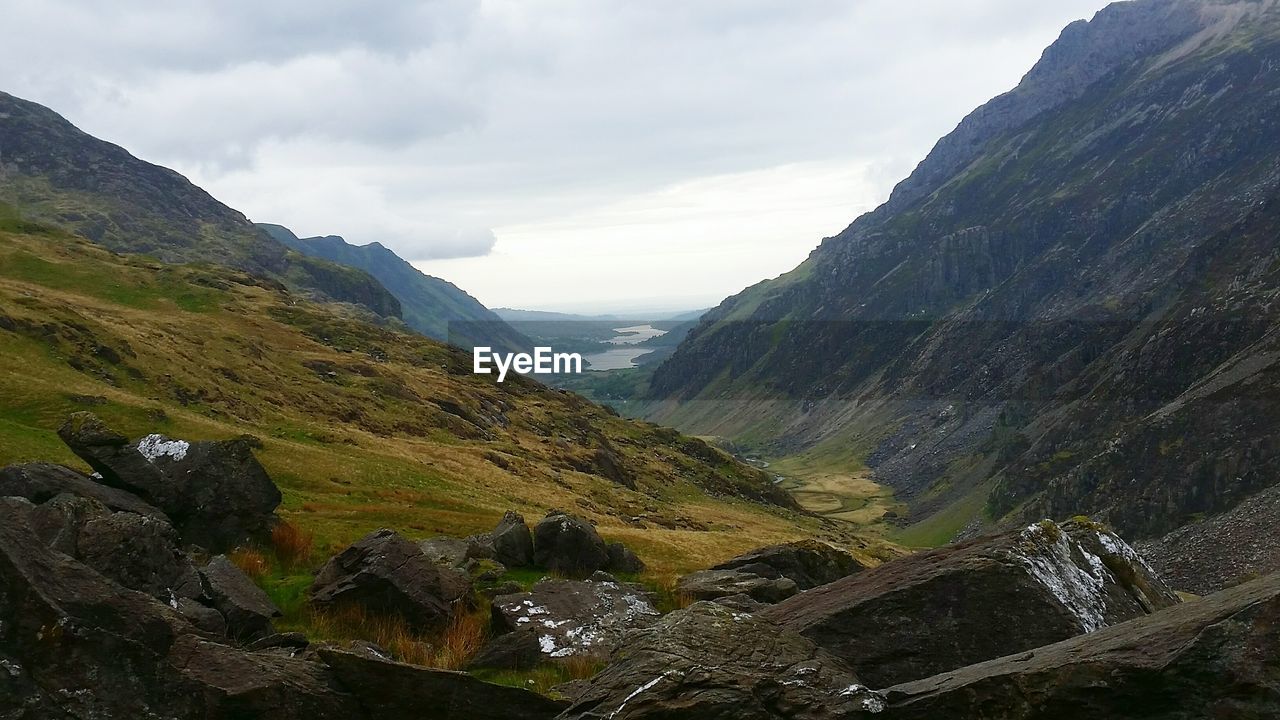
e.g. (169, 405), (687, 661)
(1, 0), (1113, 313)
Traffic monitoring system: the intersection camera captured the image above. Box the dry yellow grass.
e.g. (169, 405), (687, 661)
(0, 231), (899, 578)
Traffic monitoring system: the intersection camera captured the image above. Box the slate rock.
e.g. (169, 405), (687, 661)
(468, 628), (544, 671)
(0, 462), (168, 519)
(318, 648), (568, 720)
(762, 519), (1180, 688)
(310, 529), (453, 631)
(855, 573), (1280, 718)
(57, 411), (172, 504)
(492, 510), (535, 567)
(713, 539), (870, 590)
(55, 412), (281, 551)
(677, 568), (799, 604)
(0, 496), (362, 719)
(491, 578), (660, 660)
(201, 555), (281, 641)
(532, 511), (609, 577)
(25, 492), (203, 603)
(559, 601), (883, 719)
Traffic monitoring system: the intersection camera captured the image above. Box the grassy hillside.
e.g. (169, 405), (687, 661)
(0, 91), (400, 318)
(0, 220), (894, 577)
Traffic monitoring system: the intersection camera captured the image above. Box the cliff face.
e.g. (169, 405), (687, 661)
(651, 0), (1280, 548)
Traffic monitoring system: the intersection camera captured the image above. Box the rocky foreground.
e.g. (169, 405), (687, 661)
(2, 415), (1278, 718)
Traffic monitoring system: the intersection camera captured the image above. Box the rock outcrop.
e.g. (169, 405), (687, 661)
(532, 511), (609, 577)
(489, 578), (659, 660)
(310, 529), (454, 631)
(201, 555), (282, 641)
(677, 569), (799, 605)
(559, 602), (883, 719)
(712, 539), (869, 590)
(491, 511), (535, 568)
(762, 520), (1179, 687)
(56, 412), (281, 550)
(854, 573), (1280, 718)
(0, 461), (168, 519)
(0, 496), (565, 719)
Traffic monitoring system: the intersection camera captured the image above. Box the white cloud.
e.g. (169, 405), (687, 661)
(0, 0), (1114, 303)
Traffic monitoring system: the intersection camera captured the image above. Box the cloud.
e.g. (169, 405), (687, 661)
(0, 0), (1114, 297)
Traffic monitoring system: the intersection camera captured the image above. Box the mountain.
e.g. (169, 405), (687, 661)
(258, 224), (529, 352)
(0, 91), (400, 319)
(650, 0), (1280, 559)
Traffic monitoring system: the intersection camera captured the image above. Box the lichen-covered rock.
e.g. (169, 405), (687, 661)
(712, 539), (870, 590)
(559, 602), (884, 719)
(532, 511), (609, 577)
(854, 573), (1280, 718)
(677, 568), (799, 604)
(310, 529), (453, 631)
(762, 519), (1179, 688)
(490, 578), (659, 660)
(54, 412), (281, 551)
(201, 555), (281, 641)
(468, 628), (544, 671)
(491, 510), (534, 567)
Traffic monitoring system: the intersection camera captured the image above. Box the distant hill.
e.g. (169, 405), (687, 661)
(0, 91), (400, 319)
(259, 224), (529, 352)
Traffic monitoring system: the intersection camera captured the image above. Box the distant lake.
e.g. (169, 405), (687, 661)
(583, 324), (667, 370)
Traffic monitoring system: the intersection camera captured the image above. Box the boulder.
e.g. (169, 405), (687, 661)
(605, 542), (645, 574)
(318, 648), (567, 720)
(761, 519), (1181, 688)
(467, 628), (544, 671)
(490, 578), (660, 660)
(201, 555), (282, 641)
(712, 539), (869, 590)
(0, 462), (168, 519)
(677, 569), (799, 604)
(854, 573), (1280, 718)
(532, 511), (609, 577)
(0, 496), (362, 719)
(310, 529), (453, 631)
(141, 433), (282, 551)
(57, 411), (172, 504)
(419, 537), (471, 567)
(419, 534), (497, 567)
(559, 602), (883, 719)
(55, 413), (281, 551)
(491, 511), (534, 567)
(25, 492), (203, 603)
(0, 496), (558, 719)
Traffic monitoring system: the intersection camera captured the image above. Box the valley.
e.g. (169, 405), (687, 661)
(5, 1), (1280, 716)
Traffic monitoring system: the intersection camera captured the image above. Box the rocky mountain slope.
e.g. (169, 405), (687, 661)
(0, 91), (400, 318)
(649, 0), (1280, 574)
(258, 224), (530, 352)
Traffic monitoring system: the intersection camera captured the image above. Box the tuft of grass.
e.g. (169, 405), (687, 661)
(305, 602), (489, 671)
(271, 521), (315, 571)
(228, 547), (270, 580)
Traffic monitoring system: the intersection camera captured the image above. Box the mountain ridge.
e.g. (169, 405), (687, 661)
(650, 0), (1280, 564)
(257, 223), (530, 352)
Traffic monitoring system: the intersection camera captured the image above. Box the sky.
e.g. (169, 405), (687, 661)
(1, 0), (1114, 314)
